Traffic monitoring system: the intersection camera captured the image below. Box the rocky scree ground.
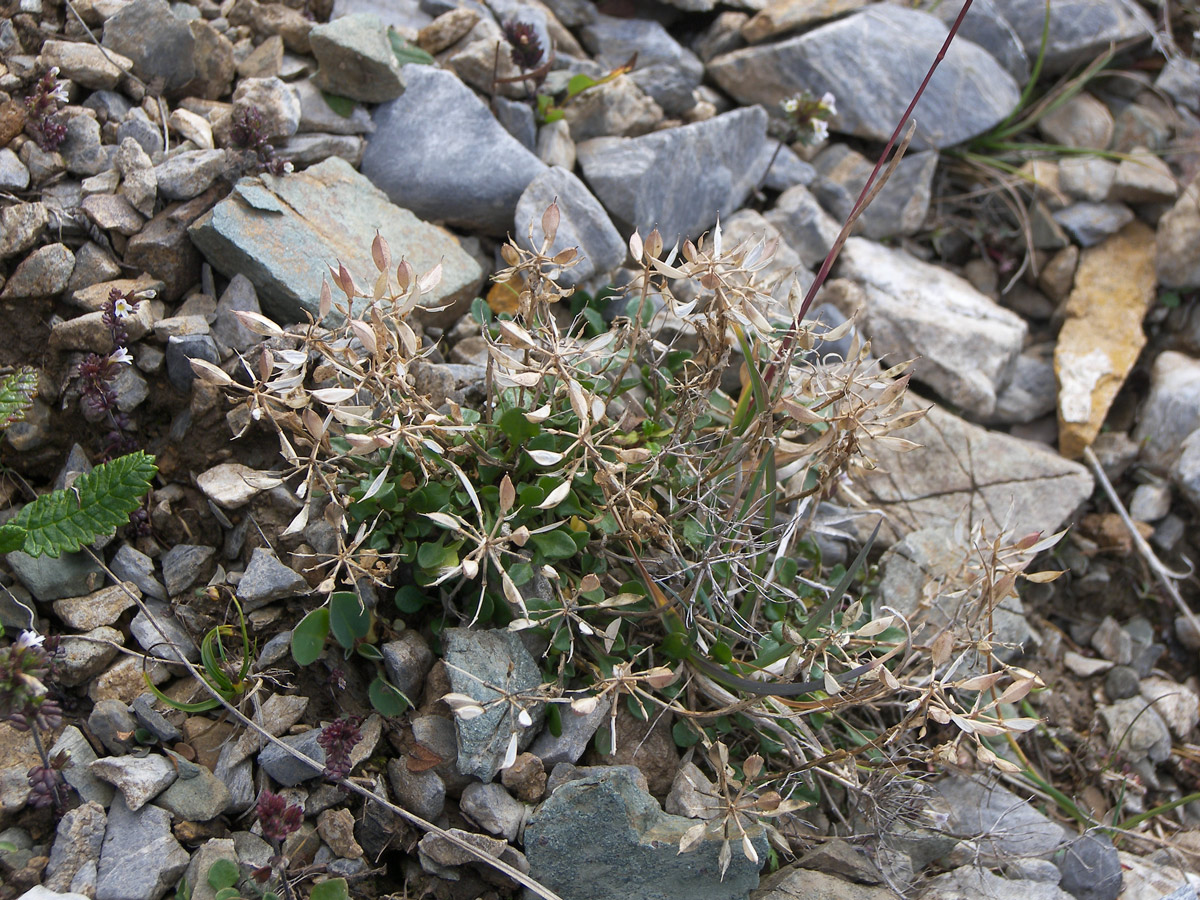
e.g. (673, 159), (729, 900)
(0, 0), (1200, 899)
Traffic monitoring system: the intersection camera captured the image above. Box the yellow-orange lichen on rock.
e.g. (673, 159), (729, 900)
(1054, 221), (1157, 459)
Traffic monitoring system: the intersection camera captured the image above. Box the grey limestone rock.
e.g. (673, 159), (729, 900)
(236, 547), (308, 611)
(361, 65), (546, 234)
(309, 13), (404, 103)
(95, 796), (190, 900)
(708, 5), (1019, 150)
(514, 166), (626, 286)
(102, 0), (197, 95)
(837, 237), (1026, 418)
(577, 107), (767, 244)
(990, 0), (1152, 74)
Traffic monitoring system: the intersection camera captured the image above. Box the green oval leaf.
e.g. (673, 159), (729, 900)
(207, 858), (239, 890)
(529, 529), (577, 561)
(291, 607), (330, 666)
(368, 676), (409, 716)
(329, 591), (370, 648)
(395, 585), (429, 614)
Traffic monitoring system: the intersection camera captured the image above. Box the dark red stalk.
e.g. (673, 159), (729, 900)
(765, 0), (976, 389)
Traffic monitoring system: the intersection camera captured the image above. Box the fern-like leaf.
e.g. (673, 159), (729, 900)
(12, 451), (157, 558)
(0, 368), (38, 432)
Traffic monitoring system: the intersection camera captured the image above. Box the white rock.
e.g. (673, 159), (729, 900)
(196, 462), (282, 509)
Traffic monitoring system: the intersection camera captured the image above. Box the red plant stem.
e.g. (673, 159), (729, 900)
(764, 0), (976, 390)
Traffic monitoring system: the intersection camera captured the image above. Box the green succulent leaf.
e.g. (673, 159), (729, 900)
(529, 529), (577, 561)
(309, 879), (350, 900)
(12, 451), (157, 558)
(320, 91), (356, 118)
(388, 29), (435, 66)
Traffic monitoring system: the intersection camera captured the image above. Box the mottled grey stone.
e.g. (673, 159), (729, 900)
(1133, 352), (1200, 470)
(578, 107), (766, 244)
(929, 0), (1029, 83)
(765, 184), (840, 269)
(1157, 56), (1200, 114)
(708, 5), (1020, 150)
(110, 543), (166, 600)
(991, 0), (1152, 74)
(526, 767), (766, 900)
(1099, 697), (1172, 763)
(0, 202), (50, 260)
(1157, 176), (1200, 290)
(0, 148), (30, 190)
(62, 114), (111, 177)
(90, 754), (177, 811)
(936, 776), (1068, 859)
(190, 156), (484, 328)
(812, 145), (938, 239)
(387, 757), (446, 821)
(95, 796), (189, 900)
(837, 237), (1026, 417)
(102, 0), (197, 94)
(444, 628), (546, 782)
(0, 242), (76, 299)
(309, 13), (404, 103)
(130, 600), (199, 663)
(236, 547), (308, 611)
(157, 756), (233, 820)
(294, 77), (375, 135)
(117, 109), (165, 158)
(361, 65), (546, 234)
(45, 801), (107, 894)
(923, 866), (1075, 900)
(50, 726), (114, 806)
(161, 543), (215, 597)
(154, 149), (228, 201)
(5, 549), (104, 602)
(514, 166), (626, 285)
(580, 14), (703, 116)
(380, 630), (434, 701)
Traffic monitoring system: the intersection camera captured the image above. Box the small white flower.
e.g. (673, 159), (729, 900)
(47, 66), (60, 79)
(109, 347), (133, 365)
(134, 288), (157, 300)
(49, 83), (69, 104)
(820, 92), (836, 115)
(282, 161), (294, 174)
(517, 707), (533, 728)
(113, 297), (134, 318)
(15, 631), (44, 650)
(810, 119), (830, 143)
(780, 97), (800, 115)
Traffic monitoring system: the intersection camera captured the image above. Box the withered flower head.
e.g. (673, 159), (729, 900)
(503, 20), (544, 72)
(317, 716), (363, 781)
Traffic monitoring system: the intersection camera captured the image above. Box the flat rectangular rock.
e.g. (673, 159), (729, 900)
(189, 156), (483, 328)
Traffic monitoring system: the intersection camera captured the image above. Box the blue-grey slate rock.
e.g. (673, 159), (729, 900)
(117, 110), (165, 159)
(1052, 202), (1134, 247)
(190, 156), (484, 328)
(102, 0), (196, 95)
(156, 755), (233, 821)
(381, 629), (434, 701)
(525, 767), (766, 900)
(514, 166), (626, 286)
(331, 0), (430, 29)
(132, 694), (182, 743)
(62, 115), (112, 177)
(257, 728), (327, 785)
(1056, 832), (1122, 900)
(236, 547), (308, 611)
(166, 333), (220, 392)
(812, 145), (939, 240)
(930, 0), (1030, 84)
(387, 757), (446, 821)
(130, 600), (200, 663)
(51, 726), (115, 807)
(936, 776), (1068, 859)
(528, 694), (611, 767)
(161, 543), (215, 597)
(309, 13), (404, 103)
(991, 0), (1152, 74)
(753, 141), (816, 193)
(494, 97), (537, 151)
(764, 184), (840, 269)
(5, 549), (104, 602)
(361, 65), (547, 234)
(110, 544), (166, 601)
(443, 628), (546, 782)
(577, 107), (767, 244)
(707, 5), (1020, 151)
(89, 700), (139, 755)
(580, 14), (704, 116)
(95, 796), (189, 900)
(294, 78), (375, 135)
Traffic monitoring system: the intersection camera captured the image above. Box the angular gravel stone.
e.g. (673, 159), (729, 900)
(110, 544), (166, 601)
(309, 13), (404, 103)
(708, 5), (1019, 150)
(90, 754), (178, 811)
(991, 0), (1152, 74)
(45, 801), (107, 894)
(236, 547), (308, 611)
(130, 600), (200, 663)
(154, 150), (228, 201)
(95, 796), (189, 900)
(0, 203), (50, 260)
(514, 166), (626, 285)
(57, 626), (123, 688)
(361, 65), (546, 234)
(578, 107), (766, 243)
(102, 0), (197, 94)
(0, 243), (75, 299)
(161, 543), (215, 597)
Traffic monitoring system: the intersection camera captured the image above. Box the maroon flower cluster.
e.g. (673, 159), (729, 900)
(317, 716), (363, 781)
(503, 20), (545, 73)
(24, 67), (68, 152)
(230, 106), (292, 176)
(256, 789), (304, 842)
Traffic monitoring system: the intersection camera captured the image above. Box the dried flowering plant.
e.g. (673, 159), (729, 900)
(317, 716), (363, 780)
(780, 90), (837, 146)
(24, 66), (69, 152)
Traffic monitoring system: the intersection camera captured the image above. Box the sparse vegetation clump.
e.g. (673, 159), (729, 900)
(191, 194), (1064, 872)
